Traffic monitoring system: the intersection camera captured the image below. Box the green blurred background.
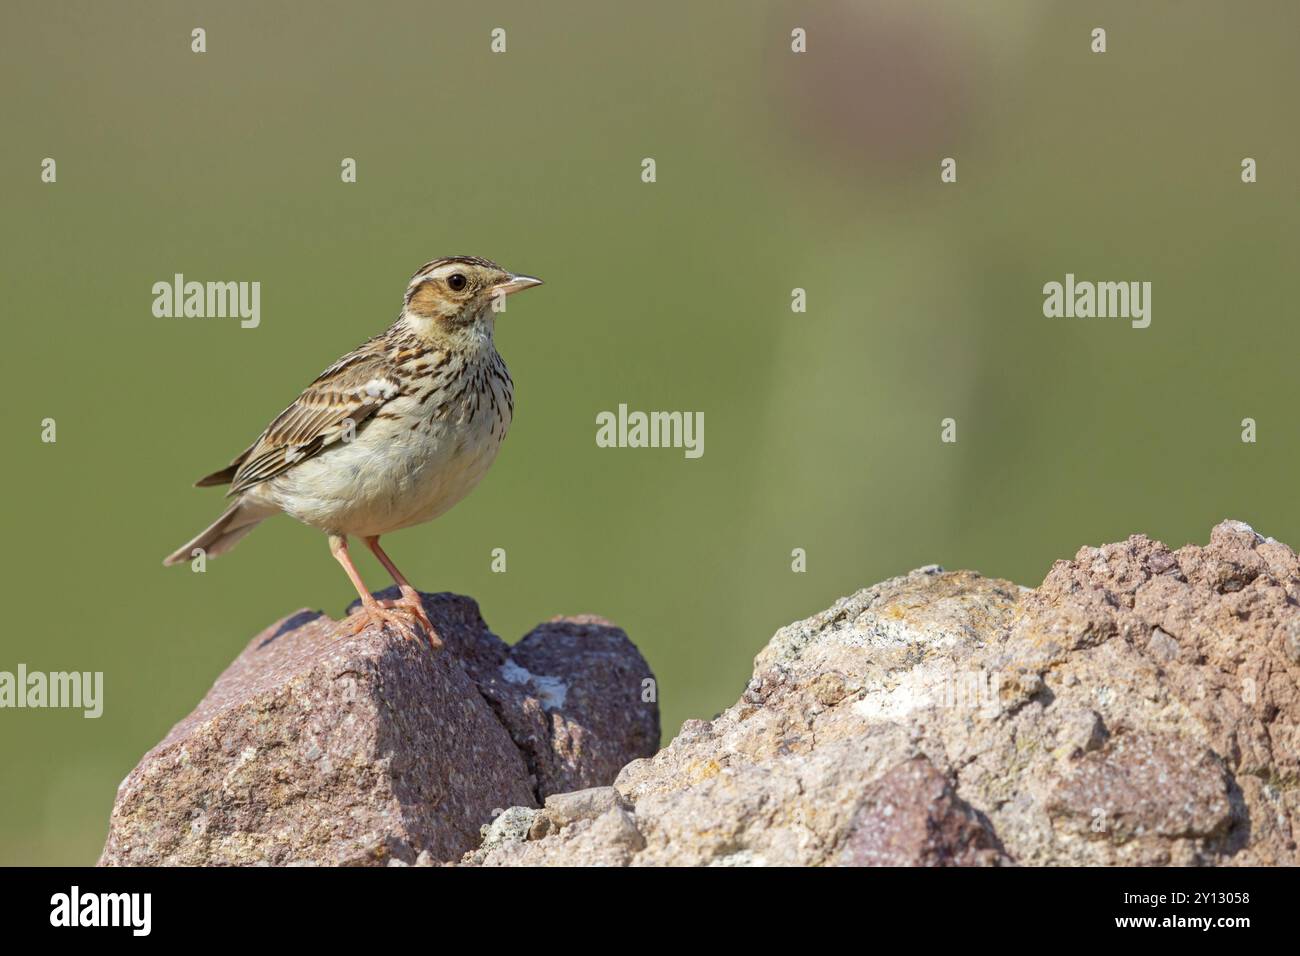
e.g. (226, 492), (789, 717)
(2, 0), (1297, 864)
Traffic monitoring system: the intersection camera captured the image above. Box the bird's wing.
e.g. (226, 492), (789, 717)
(222, 347), (402, 496)
(194, 447), (254, 488)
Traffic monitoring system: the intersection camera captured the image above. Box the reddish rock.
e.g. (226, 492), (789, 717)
(837, 757), (1007, 866)
(475, 615), (660, 797)
(99, 593), (657, 866)
(1047, 733), (1232, 843)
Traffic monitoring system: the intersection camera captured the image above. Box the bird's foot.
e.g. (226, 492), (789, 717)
(379, 587), (434, 631)
(347, 600), (426, 644)
(376, 589), (443, 650)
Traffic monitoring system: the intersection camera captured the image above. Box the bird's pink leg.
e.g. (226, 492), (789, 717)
(329, 534), (422, 640)
(364, 536), (439, 647)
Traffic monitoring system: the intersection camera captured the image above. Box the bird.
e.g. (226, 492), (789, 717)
(163, 256), (543, 647)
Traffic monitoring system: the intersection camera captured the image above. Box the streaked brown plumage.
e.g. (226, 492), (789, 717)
(163, 256), (543, 645)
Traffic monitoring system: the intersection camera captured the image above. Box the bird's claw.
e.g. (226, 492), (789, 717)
(347, 601), (427, 645)
(398, 588), (435, 634)
(376, 590), (442, 650)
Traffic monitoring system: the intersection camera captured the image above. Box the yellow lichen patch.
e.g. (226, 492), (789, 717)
(687, 759), (723, 785)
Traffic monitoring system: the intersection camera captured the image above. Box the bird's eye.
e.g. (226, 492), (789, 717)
(447, 273), (467, 291)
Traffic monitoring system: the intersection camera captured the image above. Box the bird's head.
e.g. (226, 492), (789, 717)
(401, 256), (542, 345)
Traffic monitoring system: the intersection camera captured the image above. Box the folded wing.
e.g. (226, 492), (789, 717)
(198, 346), (402, 496)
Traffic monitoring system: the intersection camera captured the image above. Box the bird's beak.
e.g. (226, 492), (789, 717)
(493, 274), (544, 297)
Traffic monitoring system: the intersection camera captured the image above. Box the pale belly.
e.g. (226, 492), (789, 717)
(261, 392), (511, 538)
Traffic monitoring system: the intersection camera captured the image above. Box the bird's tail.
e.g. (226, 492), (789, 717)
(162, 497), (276, 566)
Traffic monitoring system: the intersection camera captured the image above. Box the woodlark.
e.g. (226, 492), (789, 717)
(164, 256), (543, 646)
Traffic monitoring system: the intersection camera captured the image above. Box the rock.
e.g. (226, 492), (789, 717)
(469, 802), (646, 867)
(1046, 733), (1232, 843)
(99, 592), (658, 866)
(470, 521), (1300, 866)
(475, 616), (661, 797)
(543, 786), (630, 829)
(473, 806), (542, 861)
(836, 756), (1007, 866)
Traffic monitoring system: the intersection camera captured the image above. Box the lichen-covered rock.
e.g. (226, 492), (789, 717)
(99, 592), (658, 866)
(470, 521), (1300, 866)
(465, 787), (645, 867)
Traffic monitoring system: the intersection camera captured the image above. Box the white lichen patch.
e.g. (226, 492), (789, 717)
(853, 668), (946, 722)
(501, 659), (569, 711)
